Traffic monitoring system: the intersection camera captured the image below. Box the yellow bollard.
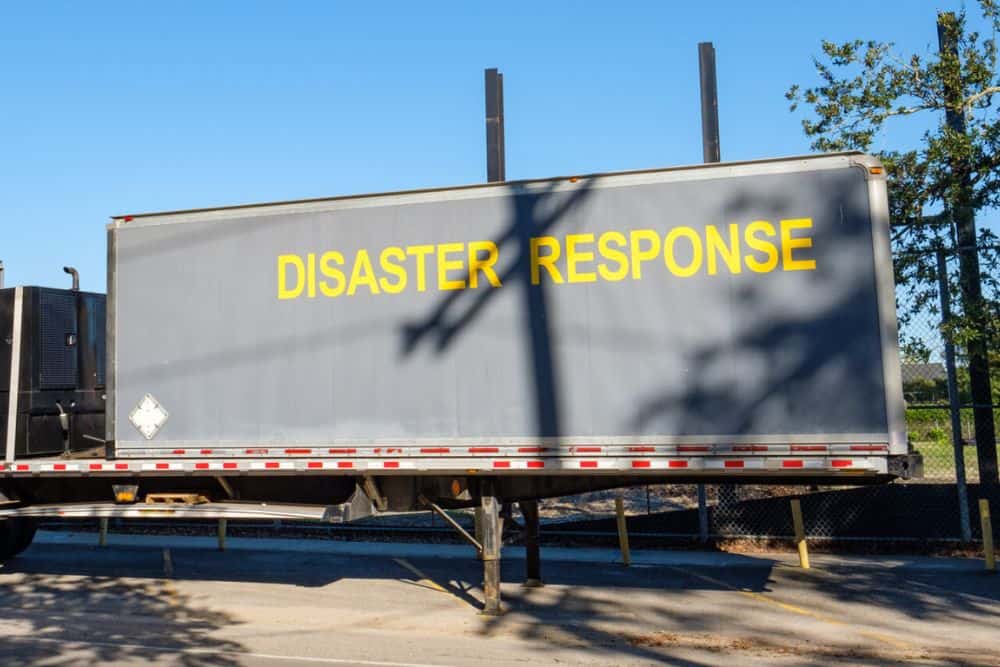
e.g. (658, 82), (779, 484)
(790, 499), (810, 569)
(615, 494), (631, 567)
(981, 499), (995, 572)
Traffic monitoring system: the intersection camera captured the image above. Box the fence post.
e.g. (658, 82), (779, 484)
(217, 519), (227, 551)
(615, 493), (631, 567)
(697, 484), (709, 542)
(981, 499), (996, 572)
(98, 517), (109, 547)
(790, 499), (810, 569)
(938, 249), (973, 541)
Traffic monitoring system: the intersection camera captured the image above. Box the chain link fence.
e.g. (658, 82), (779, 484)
(544, 245), (1000, 545)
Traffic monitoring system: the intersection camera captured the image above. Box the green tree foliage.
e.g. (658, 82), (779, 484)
(786, 3), (1000, 352)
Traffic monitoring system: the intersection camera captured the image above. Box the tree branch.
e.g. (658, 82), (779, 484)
(965, 85), (1000, 107)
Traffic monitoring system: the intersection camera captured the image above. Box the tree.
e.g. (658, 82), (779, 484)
(787, 3), (1000, 485)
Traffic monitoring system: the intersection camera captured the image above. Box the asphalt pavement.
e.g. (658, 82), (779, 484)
(0, 530), (998, 666)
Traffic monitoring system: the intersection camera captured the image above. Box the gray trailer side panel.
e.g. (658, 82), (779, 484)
(110, 155), (902, 453)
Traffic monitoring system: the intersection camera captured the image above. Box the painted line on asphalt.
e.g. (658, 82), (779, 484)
(3, 636), (454, 667)
(392, 557), (470, 608)
(667, 565), (911, 650)
(393, 558), (449, 594)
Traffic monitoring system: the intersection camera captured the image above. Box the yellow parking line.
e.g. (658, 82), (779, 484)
(392, 557), (472, 608)
(668, 565), (911, 650)
(392, 558), (449, 594)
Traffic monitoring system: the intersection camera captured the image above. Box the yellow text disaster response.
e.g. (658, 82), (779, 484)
(277, 218), (817, 300)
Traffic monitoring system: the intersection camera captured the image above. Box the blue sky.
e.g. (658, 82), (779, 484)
(0, 1), (992, 291)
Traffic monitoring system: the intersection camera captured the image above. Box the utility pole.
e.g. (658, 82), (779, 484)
(480, 67), (515, 613)
(485, 66), (545, 590)
(938, 13), (998, 486)
(698, 42), (736, 526)
(938, 249), (973, 540)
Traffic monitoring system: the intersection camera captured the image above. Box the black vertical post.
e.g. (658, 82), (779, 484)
(698, 42), (721, 164)
(937, 13), (998, 486)
(698, 42), (735, 525)
(485, 68), (506, 183)
(520, 500), (542, 587)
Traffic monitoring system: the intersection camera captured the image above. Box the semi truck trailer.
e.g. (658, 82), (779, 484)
(0, 151), (917, 611)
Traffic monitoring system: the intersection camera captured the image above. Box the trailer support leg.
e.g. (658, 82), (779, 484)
(520, 500), (542, 587)
(474, 507), (485, 560)
(480, 485), (503, 615)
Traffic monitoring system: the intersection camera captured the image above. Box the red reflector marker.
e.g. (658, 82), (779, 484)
(575, 446), (601, 453)
(265, 462), (280, 469)
(469, 447), (499, 454)
(195, 463), (209, 470)
(307, 461), (323, 469)
(628, 446), (655, 453)
(337, 461), (353, 469)
(668, 460), (688, 468)
(493, 461), (511, 469)
(155, 463), (169, 470)
(526, 460), (545, 469)
(724, 460), (744, 468)
(832, 459), (852, 468)
(782, 460), (804, 468)
(89, 463), (103, 471)
(631, 460), (651, 468)
(53, 463), (66, 471)
(285, 449), (311, 455)
(222, 462), (237, 470)
(579, 461), (598, 468)
(328, 448), (357, 455)
(383, 461), (399, 469)
(420, 448), (449, 454)
(16, 464), (29, 471)
(115, 463), (129, 470)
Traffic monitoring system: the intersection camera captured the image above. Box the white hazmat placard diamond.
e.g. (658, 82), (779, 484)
(129, 394), (169, 440)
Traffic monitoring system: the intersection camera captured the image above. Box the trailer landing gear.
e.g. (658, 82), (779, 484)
(480, 484), (503, 616)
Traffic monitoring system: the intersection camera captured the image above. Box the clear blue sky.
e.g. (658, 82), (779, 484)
(0, 1), (991, 291)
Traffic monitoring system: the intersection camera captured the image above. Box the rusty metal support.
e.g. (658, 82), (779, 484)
(419, 494), (483, 554)
(480, 482), (503, 615)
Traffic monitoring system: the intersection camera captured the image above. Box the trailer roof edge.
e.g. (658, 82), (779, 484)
(110, 151), (867, 222)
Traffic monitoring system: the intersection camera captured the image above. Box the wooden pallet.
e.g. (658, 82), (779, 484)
(145, 493), (209, 506)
